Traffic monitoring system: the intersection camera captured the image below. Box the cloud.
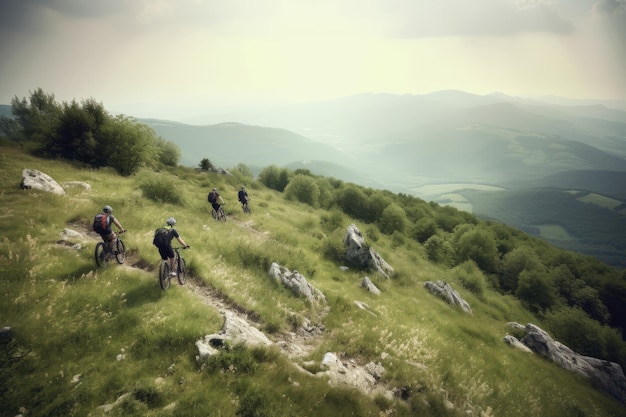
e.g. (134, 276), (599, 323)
(377, 0), (574, 38)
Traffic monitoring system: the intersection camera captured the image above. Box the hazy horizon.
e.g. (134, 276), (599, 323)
(1, 1), (625, 121)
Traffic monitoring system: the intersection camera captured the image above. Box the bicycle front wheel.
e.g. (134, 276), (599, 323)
(115, 239), (126, 264)
(217, 207), (227, 222)
(177, 257), (187, 285)
(95, 242), (109, 268)
(159, 262), (171, 290)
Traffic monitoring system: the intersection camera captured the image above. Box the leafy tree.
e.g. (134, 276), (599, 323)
(545, 306), (626, 367)
(157, 138), (180, 167)
(516, 269), (557, 313)
(456, 227), (499, 273)
(100, 115), (158, 176)
(283, 174), (320, 207)
(199, 158), (214, 171)
(0, 116), (20, 139)
(500, 246), (544, 293)
(335, 184), (368, 220)
(424, 234), (455, 267)
(232, 163), (252, 178)
(10, 88), (62, 145)
(378, 204), (408, 235)
(259, 165), (290, 192)
(411, 217), (438, 243)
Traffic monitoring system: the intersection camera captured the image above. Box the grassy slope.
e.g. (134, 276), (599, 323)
(1, 145), (624, 417)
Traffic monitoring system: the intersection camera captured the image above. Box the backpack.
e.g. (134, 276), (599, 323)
(208, 191), (217, 203)
(153, 228), (169, 247)
(93, 213), (109, 233)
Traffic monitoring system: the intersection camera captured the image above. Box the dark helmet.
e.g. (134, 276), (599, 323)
(103, 205), (113, 214)
(166, 217), (176, 226)
(241, 186), (246, 190)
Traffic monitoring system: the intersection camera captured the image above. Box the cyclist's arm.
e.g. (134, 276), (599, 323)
(113, 218), (124, 231)
(176, 236), (187, 247)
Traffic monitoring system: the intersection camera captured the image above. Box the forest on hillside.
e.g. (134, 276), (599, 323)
(2, 88), (626, 370)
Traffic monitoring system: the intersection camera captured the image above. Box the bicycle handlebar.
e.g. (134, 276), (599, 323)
(172, 246), (190, 250)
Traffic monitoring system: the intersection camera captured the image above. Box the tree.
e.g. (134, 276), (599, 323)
(335, 184), (368, 220)
(378, 204), (408, 235)
(100, 115), (158, 175)
(516, 269), (557, 313)
(500, 246), (544, 293)
(11, 88), (62, 145)
(259, 165), (290, 191)
(157, 138), (180, 167)
(199, 158), (214, 171)
(424, 234), (455, 267)
(411, 217), (438, 243)
(456, 227), (499, 273)
(284, 174), (320, 207)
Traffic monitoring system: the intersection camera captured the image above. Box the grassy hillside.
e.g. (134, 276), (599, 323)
(1, 145), (625, 417)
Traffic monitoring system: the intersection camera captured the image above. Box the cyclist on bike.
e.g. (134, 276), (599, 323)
(207, 187), (223, 213)
(93, 205), (125, 253)
(238, 186), (249, 210)
(153, 217), (189, 276)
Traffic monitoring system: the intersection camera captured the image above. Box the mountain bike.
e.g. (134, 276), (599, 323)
(212, 204), (227, 222)
(95, 230), (126, 268)
(159, 246), (189, 290)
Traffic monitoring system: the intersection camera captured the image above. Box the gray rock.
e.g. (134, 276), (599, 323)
(196, 311), (272, 359)
(343, 224), (393, 278)
(521, 323), (626, 404)
(424, 281), (472, 314)
(21, 168), (65, 195)
(361, 276), (381, 295)
(268, 262), (326, 303)
(503, 335), (533, 353)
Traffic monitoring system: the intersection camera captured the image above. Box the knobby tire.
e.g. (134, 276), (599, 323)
(177, 257), (187, 285)
(115, 239), (126, 264)
(95, 242), (109, 268)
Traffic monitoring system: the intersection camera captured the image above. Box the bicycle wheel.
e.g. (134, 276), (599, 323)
(95, 242), (109, 268)
(177, 257), (187, 285)
(115, 239), (126, 264)
(217, 207), (227, 222)
(159, 262), (171, 290)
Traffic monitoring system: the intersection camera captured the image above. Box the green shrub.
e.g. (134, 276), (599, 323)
(138, 172), (182, 204)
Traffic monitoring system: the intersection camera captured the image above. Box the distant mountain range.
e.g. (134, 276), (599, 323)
(139, 91), (626, 266)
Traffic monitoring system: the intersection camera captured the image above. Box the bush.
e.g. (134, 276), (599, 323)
(452, 260), (486, 298)
(139, 172), (183, 204)
(283, 174), (320, 207)
(378, 204), (408, 235)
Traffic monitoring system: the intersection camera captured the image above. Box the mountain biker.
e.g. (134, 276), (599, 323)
(238, 186), (249, 210)
(207, 187), (223, 212)
(154, 217), (189, 276)
(93, 205), (125, 253)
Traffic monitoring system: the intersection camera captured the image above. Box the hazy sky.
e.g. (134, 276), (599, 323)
(1, 0), (625, 119)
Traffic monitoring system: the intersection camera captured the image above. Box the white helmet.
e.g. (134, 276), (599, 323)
(166, 217), (176, 226)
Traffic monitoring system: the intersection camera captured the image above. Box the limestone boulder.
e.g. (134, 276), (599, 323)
(21, 168), (65, 195)
(268, 262), (326, 303)
(343, 224), (393, 278)
(424, 280), (472, 314)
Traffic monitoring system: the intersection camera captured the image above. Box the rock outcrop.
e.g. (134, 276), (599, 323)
(423, 281), (472, 314)
(505, 323), (626, 404)
(361, 277), (381, 295)
(196, 310), (272, 358)
(343, 224), (393, 278)
(316, 352), (391, 397)
(268, 262), (326, 303)
(21, 168), (65, 195)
